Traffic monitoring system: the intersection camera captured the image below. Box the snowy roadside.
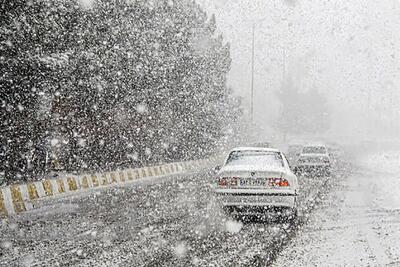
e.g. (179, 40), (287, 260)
(273, 150), (400, 266)
(16, 168), (209, 220)
(0, 157), (222, 218)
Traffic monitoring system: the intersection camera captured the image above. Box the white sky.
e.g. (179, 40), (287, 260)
(197, 0), (400, 138)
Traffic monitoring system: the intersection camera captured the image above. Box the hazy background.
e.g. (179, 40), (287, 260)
(198, 0), (400, 141)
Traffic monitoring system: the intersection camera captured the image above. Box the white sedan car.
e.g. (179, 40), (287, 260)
(215, 147), (299, 220)
(294, 144), (332, 176)
(294, 153), (331, 176)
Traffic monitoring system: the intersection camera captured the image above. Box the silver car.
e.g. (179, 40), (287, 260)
(294, 153), (331, 177)
(215, 147), (299, 220)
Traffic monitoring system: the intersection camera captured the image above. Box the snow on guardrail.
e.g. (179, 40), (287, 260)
(0, 157), (220, 217)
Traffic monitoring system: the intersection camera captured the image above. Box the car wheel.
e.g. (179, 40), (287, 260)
(288, 197), (299, 223)
(223, 206), (233, 215)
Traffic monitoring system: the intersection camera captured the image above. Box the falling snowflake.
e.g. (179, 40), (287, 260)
(0, 240), (12, 249)
(173, 242), (187, 259)
(78, 138), (86, 147)
(145, 148), (151, 156)
(136, 103), (148, 114)
(50, 139), (59, 147)
(225, 220), (242, 234)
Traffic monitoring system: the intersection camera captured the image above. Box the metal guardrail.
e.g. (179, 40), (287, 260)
(0, 157), (219, 217)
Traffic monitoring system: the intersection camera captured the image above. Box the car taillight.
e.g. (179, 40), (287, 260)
(218, 177), (228, 186)
(217, 177), (238, 187)
(267, 178), (290, 187)
(231, 177), (238, 186)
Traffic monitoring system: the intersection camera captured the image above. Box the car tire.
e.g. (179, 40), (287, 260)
(288, 197), (299, 223)
(289, 208), (298, 221)
(222, 206), (233, 215)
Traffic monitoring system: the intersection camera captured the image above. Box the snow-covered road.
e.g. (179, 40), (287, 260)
(274, 151), (400, 266)
(0, 157), (348, 267)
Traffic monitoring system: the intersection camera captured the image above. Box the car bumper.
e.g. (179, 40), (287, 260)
(215, 189), (297, 209)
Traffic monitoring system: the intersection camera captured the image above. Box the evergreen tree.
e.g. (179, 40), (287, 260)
(0, 0), (241, 183)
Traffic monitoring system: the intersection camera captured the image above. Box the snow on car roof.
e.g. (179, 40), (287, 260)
(229, 147), (280, 153)
(300, 153), (330, 157)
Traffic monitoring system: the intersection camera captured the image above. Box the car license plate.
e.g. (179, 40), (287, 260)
(239, 178), (266, 187)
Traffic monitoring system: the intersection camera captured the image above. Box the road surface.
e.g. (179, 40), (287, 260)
(0, 160), (348, 267)
(274, 151), (400, 266)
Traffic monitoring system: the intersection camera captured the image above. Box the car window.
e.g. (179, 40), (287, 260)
(298, 156), (329, 163)
(302, 146), (327, 154)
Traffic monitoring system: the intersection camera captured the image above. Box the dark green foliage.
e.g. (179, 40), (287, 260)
(0, 0), (240, 183)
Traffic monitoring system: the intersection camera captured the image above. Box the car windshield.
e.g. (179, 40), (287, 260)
(225, 151), (284, 168)
(298, 156), (329, 163)
(302, 146), (327, 154)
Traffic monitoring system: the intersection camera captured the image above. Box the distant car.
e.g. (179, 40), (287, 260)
(214, 147), (299, 220)
(251, 141), (273, 148)
(294, 153), (331, 176)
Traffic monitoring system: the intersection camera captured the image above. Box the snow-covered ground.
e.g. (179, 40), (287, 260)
(0, 174), (332, 266)
(274, 151), (400, 266)
(0, 154), (348, 266)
